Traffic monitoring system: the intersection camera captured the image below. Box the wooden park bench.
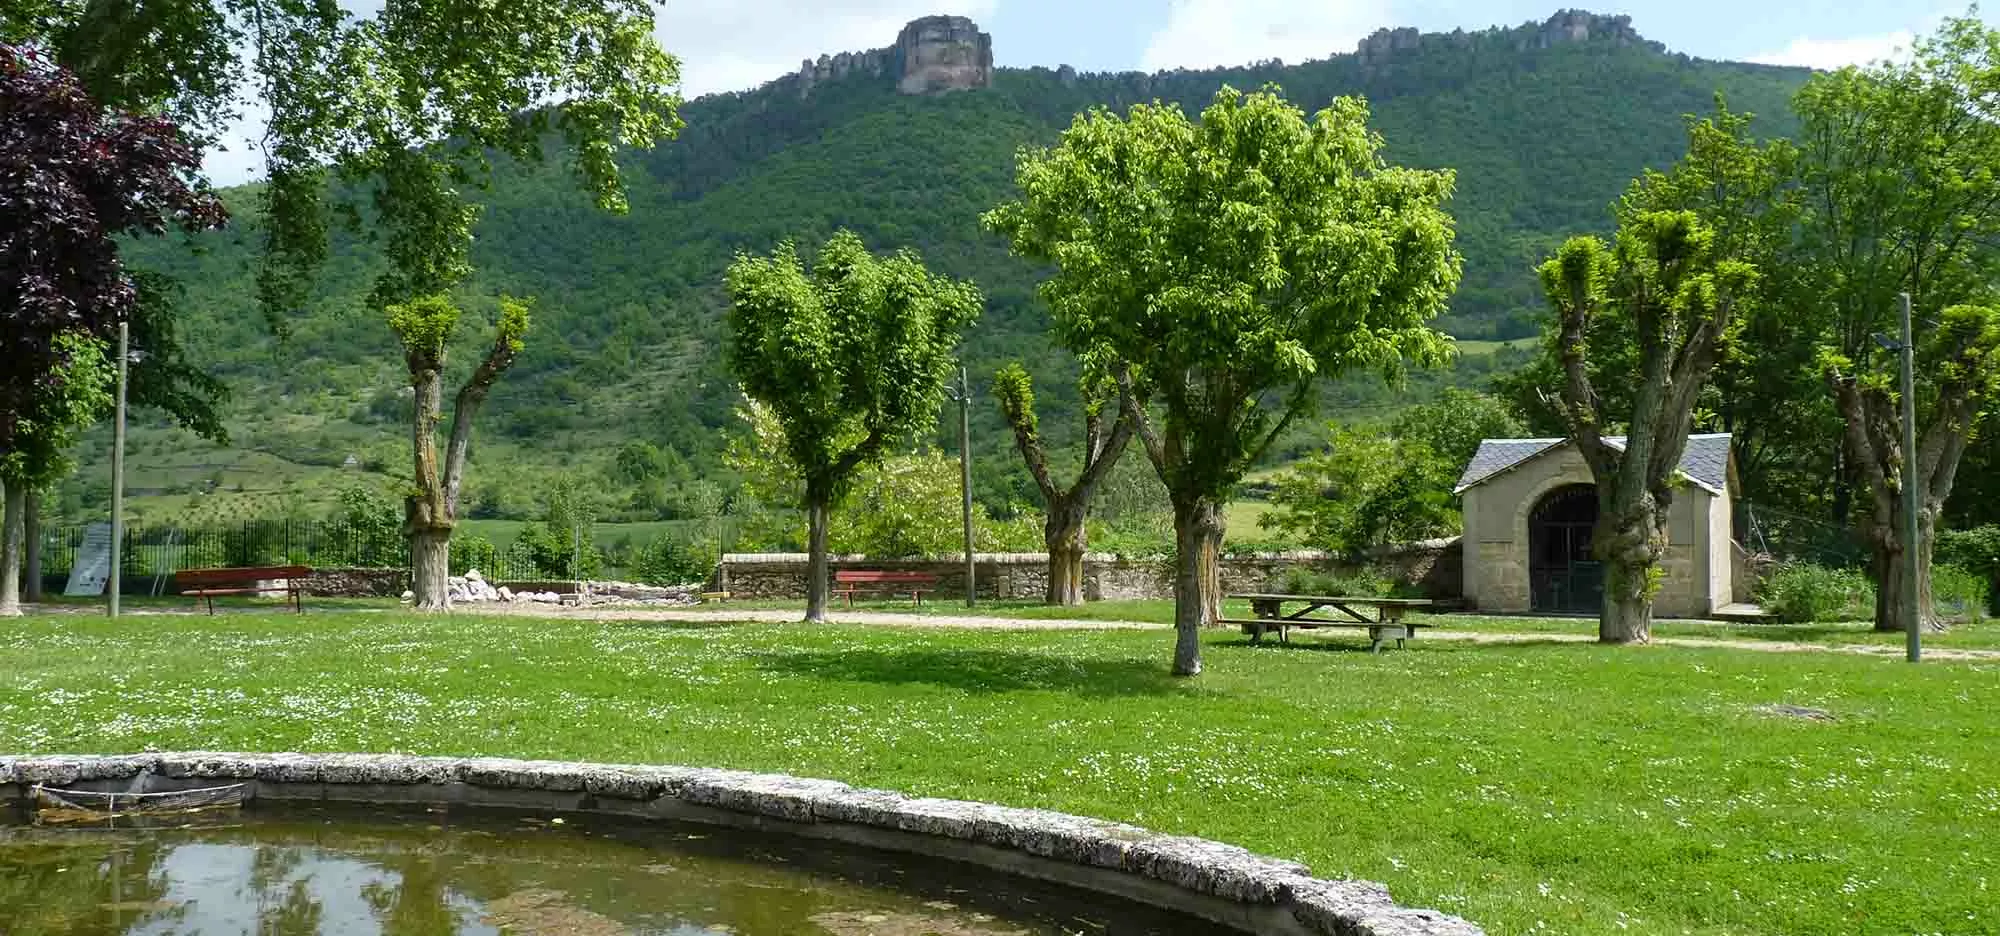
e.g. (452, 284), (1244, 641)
(833, 570), (939, 607)
(175, 565), (311, 615)
(1222, 593), (1454, 653)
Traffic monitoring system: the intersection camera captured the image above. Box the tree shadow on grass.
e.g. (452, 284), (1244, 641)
(749, 647), (1183, 697)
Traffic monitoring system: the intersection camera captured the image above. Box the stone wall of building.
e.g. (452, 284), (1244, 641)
(714, 541), (1462, 602)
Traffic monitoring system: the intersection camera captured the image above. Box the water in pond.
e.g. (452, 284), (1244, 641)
(0, 804), (1234, 935)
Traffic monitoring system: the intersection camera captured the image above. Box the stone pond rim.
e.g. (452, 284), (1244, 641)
(1, 752), (1481, 936)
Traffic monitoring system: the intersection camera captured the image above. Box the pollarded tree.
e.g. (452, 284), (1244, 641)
(1794, 16), (2000, 632)
(247, 0), (683, 608)
(984, 87), (1461, 675)
(993, 363), (1134, 605)
(1541, 212), (1757, 643)
(725, 231), (981, 623)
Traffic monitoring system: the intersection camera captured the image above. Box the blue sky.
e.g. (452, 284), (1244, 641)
(201, 1), (1987, 184)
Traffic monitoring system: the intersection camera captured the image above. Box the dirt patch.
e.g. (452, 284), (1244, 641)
(1752, 703), (1838, 722)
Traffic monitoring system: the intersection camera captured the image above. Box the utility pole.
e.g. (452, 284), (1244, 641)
(957, 365), (975, 607)
(109, 321), (128, 619)
(1897, 292), (1921, 663)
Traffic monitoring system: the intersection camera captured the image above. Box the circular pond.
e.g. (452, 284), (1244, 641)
(0, 804), (1235, 935)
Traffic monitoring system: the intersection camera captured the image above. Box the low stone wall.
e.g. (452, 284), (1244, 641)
(0, 753), (1479, 936)
(302, 567), (408, 598)
(716, 540), (1463, 602)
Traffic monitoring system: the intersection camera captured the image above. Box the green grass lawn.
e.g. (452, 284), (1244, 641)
(3, 611), (1996, 935)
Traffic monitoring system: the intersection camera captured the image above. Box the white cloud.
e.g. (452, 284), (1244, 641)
(1746, 30), (1917, 70)
(1140, 0), (1394, 72)
(202, 0), (994, 184)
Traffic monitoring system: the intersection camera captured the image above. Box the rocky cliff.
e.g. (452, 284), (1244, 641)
(1357, 9), (1662, 68)
(790, 14), (993, 97)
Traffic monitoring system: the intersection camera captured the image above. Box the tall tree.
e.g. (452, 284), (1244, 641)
(726, 231), (981, 623)
(1, 44), (224, 614)
(1794, 16), (2000, 632)
(985, 86), (1460, 675)
(1541, 211), (1756, 643)
(993, 363), (1134, 605)
(246, 0), (682, 608)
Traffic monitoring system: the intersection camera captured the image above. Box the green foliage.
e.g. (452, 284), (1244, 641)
(325, 484), (404, 568)
(1261, 391), (1517, 553)
(449, 533), (496, 576)
(726, 230), (980, 505)
(513, 478), (602, 579)
(633, 532), (712, 586)
(102, 32), (1808, 519)
(1, 333), (113, 488)
(1932, 563), (1989, 623)
(987, 85), (1462, 505)
(1759, 563), (1875, 625)
(725, 400), (1023, 557)
(384, 294), (463, 361)
(1261, 427), (1456, 553)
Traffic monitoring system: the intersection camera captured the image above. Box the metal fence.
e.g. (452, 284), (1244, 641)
(35, 517), (739, 589)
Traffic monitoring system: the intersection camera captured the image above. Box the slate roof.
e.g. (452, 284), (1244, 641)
(1454, 433), (1732, 495)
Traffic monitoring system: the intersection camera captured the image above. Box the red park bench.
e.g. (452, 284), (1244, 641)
(832, 570), (939, 607)
(175, 565), (312, 614)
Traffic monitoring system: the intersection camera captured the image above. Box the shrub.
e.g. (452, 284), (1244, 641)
(450, 534), (497, 576)
(1760, 563), (1874, 625)
(1932, 563), (1989, 623)
(1935, 526), (2000, 615)
(634, 533), (712, 586)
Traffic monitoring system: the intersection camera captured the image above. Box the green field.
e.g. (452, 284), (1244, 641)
(4, 609), (1995, 935)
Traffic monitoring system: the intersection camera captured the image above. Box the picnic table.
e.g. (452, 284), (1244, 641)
(1221, 594), (1451, 653)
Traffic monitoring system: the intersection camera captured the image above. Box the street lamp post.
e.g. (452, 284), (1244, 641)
(956, 365), (975, 607)
(109, 321), (129, 618)
(1874, 293), (1922, 663)
(1896, 292), (1921, 663)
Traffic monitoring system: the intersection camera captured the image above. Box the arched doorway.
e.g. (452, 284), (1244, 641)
(1529, 484), (1601, 613)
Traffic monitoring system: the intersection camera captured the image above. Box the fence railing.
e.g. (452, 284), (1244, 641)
(35, 517), (740, 588)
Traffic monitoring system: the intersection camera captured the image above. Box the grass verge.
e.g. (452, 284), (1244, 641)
(2, 611), (1996, 934)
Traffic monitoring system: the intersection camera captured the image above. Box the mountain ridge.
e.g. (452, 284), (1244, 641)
(85, 9), (1811, 527)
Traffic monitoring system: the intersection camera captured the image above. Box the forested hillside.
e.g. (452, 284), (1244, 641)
(81, 13), (1808, 525)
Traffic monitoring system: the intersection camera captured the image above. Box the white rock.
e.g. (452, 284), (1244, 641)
(466, 569), (485, 582)
(400, 590), (414, 601)
(497, 586), (514, 602)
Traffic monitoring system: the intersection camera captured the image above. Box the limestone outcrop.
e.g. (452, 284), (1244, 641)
(895, 15), (993, 94)
(1357, 9), (1661, 69)
(789, 15), (994, 98)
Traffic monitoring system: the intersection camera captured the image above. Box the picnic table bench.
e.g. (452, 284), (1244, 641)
(833, 570), (939, 607)
(1222, 593), (1451, 653)
(175, 565), (311, 615)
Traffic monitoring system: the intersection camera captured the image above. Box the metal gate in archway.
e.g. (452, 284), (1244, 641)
(1529, 484), (1602, 613)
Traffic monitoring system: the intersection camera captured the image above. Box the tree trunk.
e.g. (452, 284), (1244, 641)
(0, 481), (22, 617)
(1596, 502), (1665, 644)
(1169, 494), (1225, 676)
(23, 490), (41, 603)
(805, 494), (831, 623)
(410, 524), (451, 610)
(1044, 497), (1087, 606)
(1870, 504), (1940, 633)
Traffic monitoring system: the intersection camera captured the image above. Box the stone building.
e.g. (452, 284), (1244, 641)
(1456, 434), (1737, 617)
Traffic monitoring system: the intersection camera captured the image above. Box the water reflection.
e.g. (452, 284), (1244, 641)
(0, 807), (1224, 935)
